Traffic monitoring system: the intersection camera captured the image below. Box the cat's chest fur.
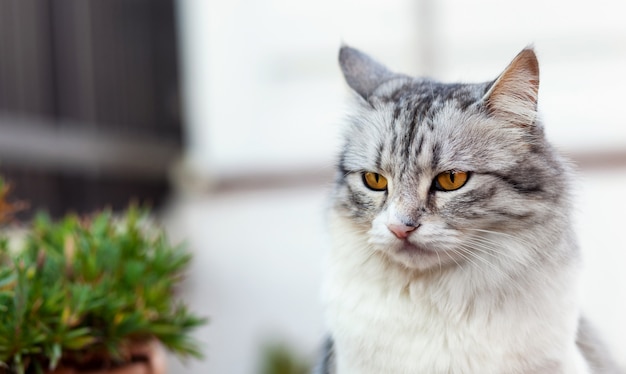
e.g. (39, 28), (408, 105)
(324, 214), (588, 374)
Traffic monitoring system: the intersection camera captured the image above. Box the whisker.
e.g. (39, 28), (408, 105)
(463, 237), (529, 266)
(455, 244), (525, 294)
(435, 249), (442, 273)
(465, 228), (534, 248)
(465, 228), (558, 262)
(445, 245), (481, 272)
(439, 245), (464, 269)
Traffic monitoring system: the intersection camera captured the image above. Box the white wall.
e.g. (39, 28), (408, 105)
(176, 0), (426, 179)
(176, 0), (626, 180)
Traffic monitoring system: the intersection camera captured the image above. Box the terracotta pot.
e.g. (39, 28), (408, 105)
(48, 341), (166, 374)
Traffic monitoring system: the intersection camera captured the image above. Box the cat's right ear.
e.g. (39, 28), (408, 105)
(483, 48), (540, 127)
(339, 46), (396, 100)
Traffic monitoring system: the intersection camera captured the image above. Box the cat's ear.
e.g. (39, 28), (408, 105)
(339, 45), (396, 99)
(483, 48), (539, 127)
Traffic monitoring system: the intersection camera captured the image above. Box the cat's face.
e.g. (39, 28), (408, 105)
(333, 47), (568, 271)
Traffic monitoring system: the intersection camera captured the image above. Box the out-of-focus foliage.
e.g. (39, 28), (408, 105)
(259, 343), (311, 374)
(0, 196), (206, 374)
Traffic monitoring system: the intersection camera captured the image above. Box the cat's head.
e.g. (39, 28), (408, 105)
(333, 46), (570, 271)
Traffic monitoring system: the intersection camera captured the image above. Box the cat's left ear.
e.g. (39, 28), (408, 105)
(483, 48), (539, 127)
(339, 45), (396, 100)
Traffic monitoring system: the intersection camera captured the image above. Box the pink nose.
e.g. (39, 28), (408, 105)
(387, 223), (417, 239)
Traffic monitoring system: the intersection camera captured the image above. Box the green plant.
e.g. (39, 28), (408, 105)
(259, 343), (311, 374)
(0, 207), (206, 374)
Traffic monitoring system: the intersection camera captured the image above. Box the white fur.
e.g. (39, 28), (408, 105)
(324, 210), (590, 374)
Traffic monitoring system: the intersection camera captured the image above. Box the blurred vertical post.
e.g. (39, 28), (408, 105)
(175, 0), (217, 186)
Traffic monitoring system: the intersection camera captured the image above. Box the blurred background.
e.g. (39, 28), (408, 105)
(1, 0), (625, 372)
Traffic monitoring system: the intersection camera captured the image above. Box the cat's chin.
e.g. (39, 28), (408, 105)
(398, 242), (431, 255)
(384, 241), (448, 271)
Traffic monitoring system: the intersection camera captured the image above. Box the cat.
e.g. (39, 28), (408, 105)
(317, 46), (622, 374)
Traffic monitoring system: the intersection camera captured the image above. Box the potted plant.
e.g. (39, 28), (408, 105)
(0, 179), (206, 374)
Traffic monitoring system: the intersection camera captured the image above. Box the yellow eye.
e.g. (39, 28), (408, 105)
(363, 172), (388, 191)
(435, 170), (469, 191)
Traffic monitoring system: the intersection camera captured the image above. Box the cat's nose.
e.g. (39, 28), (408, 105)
(387, 223), (417, 239)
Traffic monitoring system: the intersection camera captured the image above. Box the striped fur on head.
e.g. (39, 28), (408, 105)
(333, 46), (567, 271)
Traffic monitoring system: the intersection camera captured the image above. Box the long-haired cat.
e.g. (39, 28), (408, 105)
(318, 46), (621, 373)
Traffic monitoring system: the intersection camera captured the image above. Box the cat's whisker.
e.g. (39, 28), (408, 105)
(435, 249), (442, 273)
(465, 228), (535, 249)
(443, 245), (480, 272)
(478, 237), (544, 267)
(466, 228), (560, 262)
(463, 237), (530, 266)
(447, 247), (503, 286)
(439, 246), (463, 269)
(455, 244), (526, 294)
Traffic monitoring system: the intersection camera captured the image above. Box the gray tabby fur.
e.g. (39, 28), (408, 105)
(319, 46), (622, 373)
